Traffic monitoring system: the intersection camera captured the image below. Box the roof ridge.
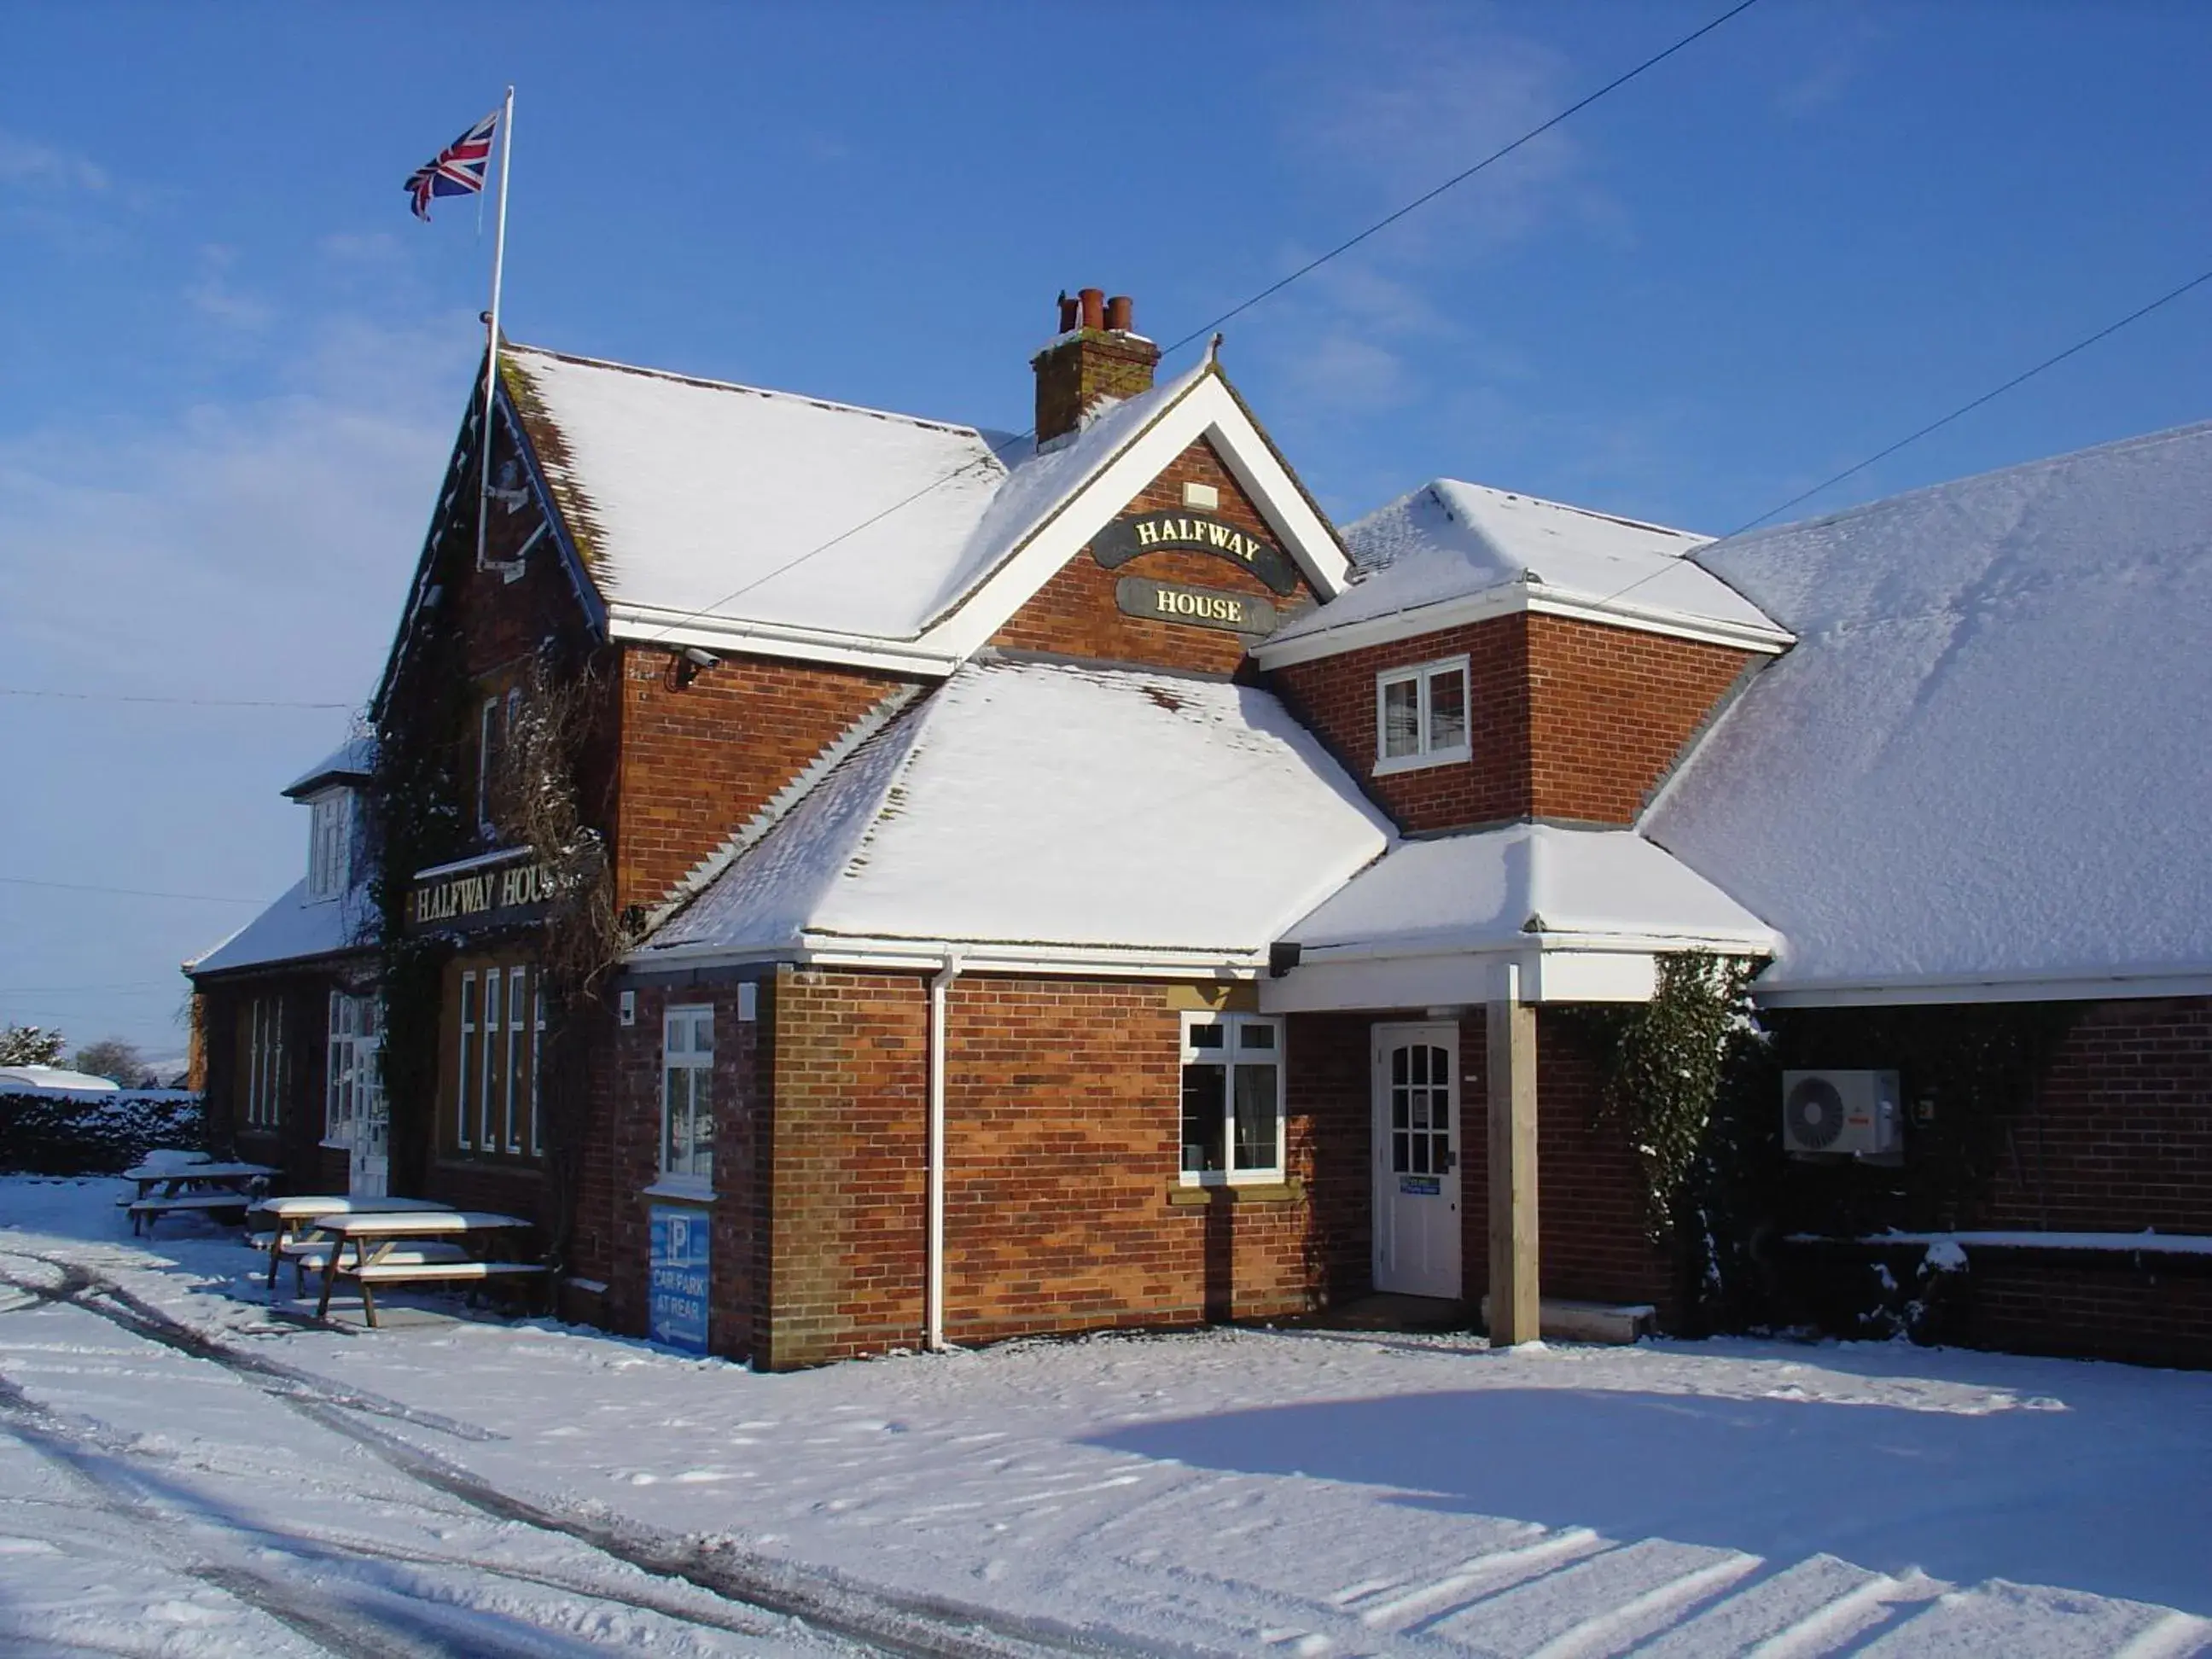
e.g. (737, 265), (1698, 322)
(505, 341), (1002, 447)
(1429, 476), (1708, 544)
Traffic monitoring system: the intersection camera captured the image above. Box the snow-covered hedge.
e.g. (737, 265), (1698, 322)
(0, 1088), (205, 1175)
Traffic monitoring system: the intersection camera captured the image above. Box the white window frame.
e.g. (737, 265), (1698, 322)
(528, 982), (546, 1155)
(1373, 655), (1471, 776)
(480, 966), (503, 1152)
(504, 967), (528, 1153)
(457, 970), (478, 1150)
(306, 789), (352, 902)
(476, 696), (502, 835)
(246, 996), (283, 1130)
(661, 1004), (715, 1196)
(1179, 1012), (1285, 1186)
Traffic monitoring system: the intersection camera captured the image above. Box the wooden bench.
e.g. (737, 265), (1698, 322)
(310, 1211), (549, 1328)
(251, 1196), (451, 1293)
(123, 1161), (275, 1236)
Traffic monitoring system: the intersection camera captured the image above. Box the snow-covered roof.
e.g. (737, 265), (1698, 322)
(0, 1065), (119, 1095)
(1648, 418), (2212, 1003)
(1260, 480), (1788, 661)
(1284, 823), (1777, 961)
(187, 877), (372, 978)
(641, 657), (1392, 970)
(503, 347), (1348, 672)
(282, 735), (375, 800)
(506, 345), (1018, 642)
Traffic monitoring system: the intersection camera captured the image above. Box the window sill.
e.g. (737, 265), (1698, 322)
(1168, 1178), (1303, 1208)
(1372, 747), (1471, 778)
(642, 1179), (716, 1204)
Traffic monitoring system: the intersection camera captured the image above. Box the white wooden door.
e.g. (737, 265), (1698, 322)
(1372, 1023), (1462, 1298)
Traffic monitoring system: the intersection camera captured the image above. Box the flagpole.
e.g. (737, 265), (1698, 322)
(477, 84), (515, 571)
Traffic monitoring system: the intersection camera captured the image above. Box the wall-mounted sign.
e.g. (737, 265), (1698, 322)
(1116, 576), (1279, 636)
(649, 1203), (710, 1353)
(1091, 512), (1301, 596)
(408, 849), (557, 933)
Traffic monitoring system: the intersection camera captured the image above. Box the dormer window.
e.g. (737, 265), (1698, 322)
(306, 789), (354, 901)
(1374, 656), (1470, 775)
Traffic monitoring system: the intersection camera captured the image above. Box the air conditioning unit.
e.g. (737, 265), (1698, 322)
(1782, 1069), (1902, 1158)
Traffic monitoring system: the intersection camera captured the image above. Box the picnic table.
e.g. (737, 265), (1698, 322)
(250, 1195), (453, 1293)
(308, 1210), (548, 1327)
(121, 1160), (275, 1236)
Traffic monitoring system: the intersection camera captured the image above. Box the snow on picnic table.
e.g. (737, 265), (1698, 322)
(3, 1179), (2209, 1657)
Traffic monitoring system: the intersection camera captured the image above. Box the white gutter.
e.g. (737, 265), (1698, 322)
(926, 950), (964, 1353)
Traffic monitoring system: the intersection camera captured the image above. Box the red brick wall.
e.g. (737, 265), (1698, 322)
(990, 437), (1321, 674)
(1978, 998), (2212, 1235)
(1267, 613), (1753, 833)
(613, 648), (917, 912)
(1271, 615), (1530, 831)
(1525, 615), (1751, 825)
(599, 977), (770, 1358)
(763, 967), (929, 1368)
(759, 971), (1350, 1369)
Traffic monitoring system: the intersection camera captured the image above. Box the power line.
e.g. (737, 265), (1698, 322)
(1157, 0), (1767, 358)
(1725, 261), (2212, 538)
(1586, 258), (2212, 617)
(0, 687), (355, 710)
(640, 0), (1765, 646)
(0, 876), (267, 905)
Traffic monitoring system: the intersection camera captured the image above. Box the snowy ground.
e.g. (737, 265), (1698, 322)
(1, 1179), (2208, 1657)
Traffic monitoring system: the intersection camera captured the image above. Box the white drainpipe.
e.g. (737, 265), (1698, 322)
(926, 951), (964, 1352)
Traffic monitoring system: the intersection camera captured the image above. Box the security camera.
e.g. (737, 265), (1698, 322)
(682, 647), (720, 669)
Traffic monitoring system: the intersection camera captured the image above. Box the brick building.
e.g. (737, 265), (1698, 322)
(189, 288), (2212, 1369)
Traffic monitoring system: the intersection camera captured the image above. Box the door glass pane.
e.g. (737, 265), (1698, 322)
(1393, 1131), (1410, 1173)
(1237, 1022), (1276, 1051)
(1428, 669), (1467, 750)
(1181, 1062), (1225, 1173)
(1382, 678), (1420, 758)
(1231, 1062), (1278, 1171)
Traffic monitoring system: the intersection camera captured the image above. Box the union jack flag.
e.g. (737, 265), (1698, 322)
(405, 108), (499, 221)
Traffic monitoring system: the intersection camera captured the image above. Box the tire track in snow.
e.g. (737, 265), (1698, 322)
(1518, 1552), (1763, 1659)
(1, 1250), (1188, 1659)
(1352, 1528), (1608, 1629)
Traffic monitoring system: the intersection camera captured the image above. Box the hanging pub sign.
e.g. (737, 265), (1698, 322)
(1090, 511), (1301, 596)
(1115, 576), (1280, 636)
(408, 847), (558, 934)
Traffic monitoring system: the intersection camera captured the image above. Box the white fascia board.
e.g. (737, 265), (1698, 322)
(1295, 926), (1774, 966)
(1261, 946), (1664, 1012)
(607, 604), (962, 677)
(412, 846), (534, 882)
(917, 376), (1352, 661)
(631, 932), (1266, 981)
(1755, 966), (2212, 1009)
(1254, 582), (1792, 670)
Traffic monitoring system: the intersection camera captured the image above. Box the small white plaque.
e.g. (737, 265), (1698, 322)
(1181, 480), (1220, 510)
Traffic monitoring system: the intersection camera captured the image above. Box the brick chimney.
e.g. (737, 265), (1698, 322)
(1031, 287), (1161, 444)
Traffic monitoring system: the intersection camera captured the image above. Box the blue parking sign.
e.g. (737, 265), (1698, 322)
(649, 1204), (710, 1352)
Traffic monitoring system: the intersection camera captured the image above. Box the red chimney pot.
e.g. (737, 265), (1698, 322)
(1057, 292), (1079, 333)
(1078, 288), (1105, 331)
(1104, 294), (1133, 332)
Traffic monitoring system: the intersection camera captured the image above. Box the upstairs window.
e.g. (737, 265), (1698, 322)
(306, 789), (354, 901)
(1375, 656), (1470, 775)
(475, 684), (530, 838)
(1179, 1013), (1284, 1185)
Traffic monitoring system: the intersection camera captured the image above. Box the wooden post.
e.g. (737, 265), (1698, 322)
(1487, 970), (1540, 1346)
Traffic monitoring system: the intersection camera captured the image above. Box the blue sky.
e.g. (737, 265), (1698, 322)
(3, 2), (2209, 1057)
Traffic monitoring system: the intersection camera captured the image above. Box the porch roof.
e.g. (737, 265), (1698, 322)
(636, 656), (1393, 971)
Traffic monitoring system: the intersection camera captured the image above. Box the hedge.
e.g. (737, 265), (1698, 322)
(0, 1089), (206, 1176)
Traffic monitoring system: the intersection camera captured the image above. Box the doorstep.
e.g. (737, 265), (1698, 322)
(1479, 1295), (1656, 1345)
